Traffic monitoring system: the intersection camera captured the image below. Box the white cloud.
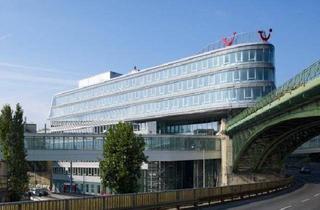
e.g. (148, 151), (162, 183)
(0, 62), (84, 77)
(0, 70), (75, 86)
(0, 61), (79, 127)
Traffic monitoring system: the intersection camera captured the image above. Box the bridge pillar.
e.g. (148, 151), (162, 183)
(218, 119), (233, 186)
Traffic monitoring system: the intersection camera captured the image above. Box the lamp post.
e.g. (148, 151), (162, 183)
(202, 146), (205, 188)
(191, 143), (205, 188)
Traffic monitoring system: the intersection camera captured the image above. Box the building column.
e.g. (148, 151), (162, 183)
(218, 119), (233, 186)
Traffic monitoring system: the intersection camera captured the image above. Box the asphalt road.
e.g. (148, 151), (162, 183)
(203, 167), (320, 210)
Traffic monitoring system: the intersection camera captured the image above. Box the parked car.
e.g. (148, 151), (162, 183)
(300, 166), (311, 174)
(31, 188), (49, 196)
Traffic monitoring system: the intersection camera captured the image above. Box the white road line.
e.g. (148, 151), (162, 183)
(301, 198), (310, 203)
(314, 193), (320, 197)
(280, 205), (292, 210)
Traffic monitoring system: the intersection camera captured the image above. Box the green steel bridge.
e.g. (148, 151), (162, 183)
(226, 60), (320, 173)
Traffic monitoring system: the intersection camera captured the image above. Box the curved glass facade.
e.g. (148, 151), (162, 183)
(49, 43), (275, 125)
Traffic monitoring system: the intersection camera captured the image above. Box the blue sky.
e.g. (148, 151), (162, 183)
(0, 0), (319, 127)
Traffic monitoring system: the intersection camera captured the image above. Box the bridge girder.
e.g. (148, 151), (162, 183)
(230, 97), (320, 173)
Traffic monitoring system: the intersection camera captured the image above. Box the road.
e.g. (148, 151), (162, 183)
(204, 167), (320, 210)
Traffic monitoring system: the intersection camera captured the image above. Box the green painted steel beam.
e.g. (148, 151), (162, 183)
(227, 76), (320, 133)
(227, 60), (320, 131)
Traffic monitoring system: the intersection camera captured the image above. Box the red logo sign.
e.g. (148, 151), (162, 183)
(222, 32), (237, 47)
(258, 29), (272, 42)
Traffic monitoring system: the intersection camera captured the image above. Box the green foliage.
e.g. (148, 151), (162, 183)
(0, 104), (29, 201)
(99, 122), (147, 194)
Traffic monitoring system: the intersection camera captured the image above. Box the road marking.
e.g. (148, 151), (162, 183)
(301, 198), (310, 203)
(314, 193), (320, 197)
(280, 205), (292, 210)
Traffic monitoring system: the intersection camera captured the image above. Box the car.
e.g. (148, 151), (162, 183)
(31, 188), (49, 197)
(300, 166), (311, 174)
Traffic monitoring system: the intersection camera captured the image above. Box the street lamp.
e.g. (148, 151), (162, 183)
(191, 143), (205, 188)
(202, 144), (205, 188)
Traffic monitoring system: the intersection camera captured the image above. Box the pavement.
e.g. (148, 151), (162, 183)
(203, 166), (320, 210)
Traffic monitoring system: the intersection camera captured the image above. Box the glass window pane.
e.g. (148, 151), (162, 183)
(242, 50), (249, 62)
(248, 68), (255, 80)
(240, 69), (247, 81)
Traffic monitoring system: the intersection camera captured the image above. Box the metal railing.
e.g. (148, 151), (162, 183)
(227, 60), (320, 129)
(198, 31), (262, 54)
(0, 177), (293, 210)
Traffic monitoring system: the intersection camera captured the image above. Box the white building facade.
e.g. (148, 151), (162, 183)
(47, 32), (275, 194)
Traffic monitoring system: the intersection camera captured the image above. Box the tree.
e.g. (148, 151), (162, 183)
(0, 104), (29, 201)
(100, 122), (147, 194)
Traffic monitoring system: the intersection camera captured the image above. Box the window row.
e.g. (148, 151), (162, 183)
(51, 67), (274, 118)
(54, 47), (274, 106)
(61, 86), (274, 122)
(144, 136), (220, 151)
(24, 136), (104, 150)
(53, 167), (100, 176)
(157, 121), (218, 135)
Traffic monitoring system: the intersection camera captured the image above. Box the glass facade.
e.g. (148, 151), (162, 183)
(24, 134), (220, 152)
(157, 121), (218, 135)
(49, 44), (275, 127)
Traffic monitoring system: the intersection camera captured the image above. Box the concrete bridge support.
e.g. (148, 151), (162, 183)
(220, 134), (233, 186)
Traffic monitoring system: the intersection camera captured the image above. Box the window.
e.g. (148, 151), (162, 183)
(198, 77), (204, 87)
(230, 53), (236, 63)
(234, 70), (240, 81)
(187, 80), (193, 89)
(223, 54), (230, 64)
(253, 87), (262, 99)
(218, 56), (223, 66)
(256, 68), (263, 80)
(240, 69), (247, 81)
(230, 89), (237, 100)
(264, 68), (269, 80)
(213, 57), (218, 66)
(193, 95), (199, 105)
(220, 72), (227, 83)
(264, 49), (270, 62)
(244, 88), (252, 99)
(202, 59), (207, 70)
(227, 71), (233, 82)
(248, 68), (255, 80)
(97, 185), (101, 194)
(249, 50), (256, 61)
(242, 50), (249, 62)
(215, 74), (220, 84)
(208, 58), (213, 68)
(191, 63), (197, 72)
(204, 93), (210, 104)
(216, 91), (222, 101)
(236, 52), (242, 62)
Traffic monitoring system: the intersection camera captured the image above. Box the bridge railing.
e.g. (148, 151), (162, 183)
(227, 60), (320, 129)
(0, 177), (293, 210)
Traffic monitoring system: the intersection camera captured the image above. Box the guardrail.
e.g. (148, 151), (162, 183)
(0, 177), (293, 210)
(227, 60), (320, 129)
